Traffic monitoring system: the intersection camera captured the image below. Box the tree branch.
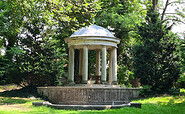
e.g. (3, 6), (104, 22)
(161, 0), (169, 21)
(162, 18), (185, 25)
(168, 1), (185, 5)
(164, 13), (178, 15)
(164, 12), (185, 18)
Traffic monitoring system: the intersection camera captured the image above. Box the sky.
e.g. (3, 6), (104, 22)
(161, 0), (185, 38)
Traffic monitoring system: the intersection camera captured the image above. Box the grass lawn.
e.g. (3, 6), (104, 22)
(0, 85), (184, 114)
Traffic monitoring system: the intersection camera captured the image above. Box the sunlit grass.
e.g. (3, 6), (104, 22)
(133, 95), (185, 105)
(180, 88), (185, 94)
(0, 85), (20, 91)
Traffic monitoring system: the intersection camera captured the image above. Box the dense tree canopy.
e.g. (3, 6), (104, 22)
(0, 0), (99, 86)
(0, 0), (184, 93)
(94, 0), (146, 85)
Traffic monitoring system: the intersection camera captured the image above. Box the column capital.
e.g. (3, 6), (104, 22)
(69, 45), (75, 49)
(102, 45), (106, 49)
(109, 46), (117, 50)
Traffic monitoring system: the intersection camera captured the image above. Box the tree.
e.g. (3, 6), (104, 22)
(0, 0), (22, 83)
(0, 0), (99, 86)
(0, 0), (26, 59)
(178, 39), (185, 88)
(94, 0), (146, 85)
(133, 7), (180, 93)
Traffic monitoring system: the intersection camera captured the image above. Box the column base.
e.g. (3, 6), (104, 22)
(81, 80), (88, 84)
(111, 81), (118, 85)
(66, 82), (76, 86)
(101, 81), (108, 85)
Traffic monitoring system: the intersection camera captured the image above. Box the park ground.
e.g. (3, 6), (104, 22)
(0, 85), (184, 114)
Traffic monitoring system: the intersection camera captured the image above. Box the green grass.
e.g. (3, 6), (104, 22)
(0, 88), (184, 114)
(0, 97), (27, 104)
(0, 84), (20, 91)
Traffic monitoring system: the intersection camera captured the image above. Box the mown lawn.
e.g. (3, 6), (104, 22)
(0, 85), (184, 114)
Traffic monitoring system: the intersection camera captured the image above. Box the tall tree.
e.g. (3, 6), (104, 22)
(133, 4), (180, 93)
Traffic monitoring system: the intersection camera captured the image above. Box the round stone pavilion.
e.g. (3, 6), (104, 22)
(36, 25), (140, 109)
(64, 24), (120, 85)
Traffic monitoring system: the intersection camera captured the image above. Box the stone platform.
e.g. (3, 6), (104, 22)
(37, 84), (140, 106)
(32, 101), (141, 110)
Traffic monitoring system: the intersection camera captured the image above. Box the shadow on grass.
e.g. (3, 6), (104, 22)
(0, 97), (27, 105)
(0, 86), (39, 98)
(0, 86), (44, 106)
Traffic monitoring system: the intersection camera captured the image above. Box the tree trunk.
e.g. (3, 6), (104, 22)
(152, 0), (158, 11)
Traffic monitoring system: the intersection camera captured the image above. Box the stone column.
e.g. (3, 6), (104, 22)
(101, 46), (107, 83)
(96, 50), (100, 76)
(79, 49), (83, 75)
(82, 46), (88, 84)
(112, 47), (118, 85)
(68, 46), (75, 84)
(109, 49), (113, 84)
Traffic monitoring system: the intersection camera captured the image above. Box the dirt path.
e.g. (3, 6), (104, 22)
(0, 104), (31, 111)
(0, 85), (32, 111)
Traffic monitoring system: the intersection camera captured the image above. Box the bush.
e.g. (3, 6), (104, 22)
(0, 48), (18, 85)
(139, 85), (152, 97)
(7, 40), (67, 86)
(0, 56), (11, 84)
(117, 65), (134, 86)
(169, 88), (180, 95)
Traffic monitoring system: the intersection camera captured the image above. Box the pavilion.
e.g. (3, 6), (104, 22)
(36, 25), (141, 109)
(64, 24), (120, 85)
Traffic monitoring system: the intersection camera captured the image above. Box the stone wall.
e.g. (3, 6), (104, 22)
(37, 86), (140, 105)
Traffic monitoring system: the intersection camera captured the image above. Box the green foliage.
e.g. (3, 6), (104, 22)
(88, 51), (96, 75)
(139, 85), (152, 97)
(0, 0), (99, 86)
(95, 0), (146, 53)
(169, 88), (180, 95)
(178, 40), (185, 88)
(0, 0), (24, 59)
(0, 56), (11, 84)
(9, 41), (66, 86)
(95, 0), (146, 85)
(0, 0), (183, 89)
(117, 65), (133, 86)
(133, 8), (180, 93)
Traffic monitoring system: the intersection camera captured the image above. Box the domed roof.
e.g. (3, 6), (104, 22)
(70, 24), (115, 38)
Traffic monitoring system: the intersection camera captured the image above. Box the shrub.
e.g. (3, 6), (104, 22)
(169, 88), (180, 95)
(139, 85), (152, 97)
(7, 40), (67, 86)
